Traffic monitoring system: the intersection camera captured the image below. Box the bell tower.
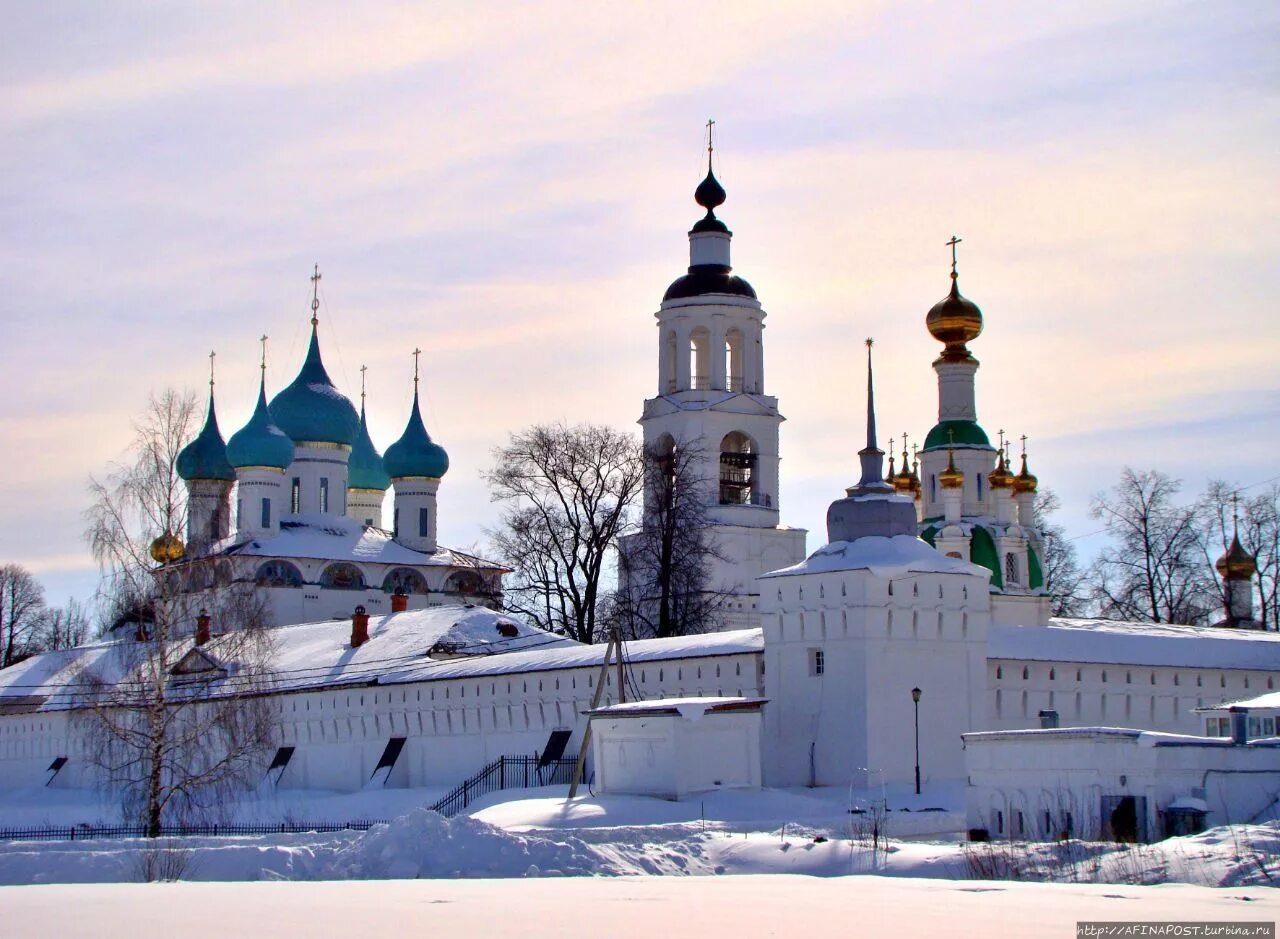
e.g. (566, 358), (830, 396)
(623, 129), (806, 630)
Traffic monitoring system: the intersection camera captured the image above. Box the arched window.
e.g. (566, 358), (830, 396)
(725, 328), (744, 391)
(664, 331), (678, 393)
(719, 431), (758, 505)
(382, 568), (429, 595)
(690, 327), (710, 389)
(445, 570), (488, 596)
(1004, 552), (1019, 587)
(320, 563), (365, 591)
(255, 560), (303, 588)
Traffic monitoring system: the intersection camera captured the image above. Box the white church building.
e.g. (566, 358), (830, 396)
(1, 154), (1277, 840)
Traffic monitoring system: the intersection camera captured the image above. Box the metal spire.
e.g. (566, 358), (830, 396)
(310, 264), (322, 327)
(853, 338), (891, 492)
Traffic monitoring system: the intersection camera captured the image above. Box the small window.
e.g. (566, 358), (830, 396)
(291, 477), (301, 513)
(419, 507), (430, 538)
(320, 477), (329, 514)
(260, 497), (271, 529)
(996, 666), (1003, 679)
(1022, 666), (1029, 680)
(809, 648), (825, 677)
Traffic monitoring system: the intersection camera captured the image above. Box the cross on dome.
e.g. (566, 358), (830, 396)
(947, 235), (963, 277)
(259, 334), (268, 371)
(208, 350), (216, 389)
(310, 264), (322, 326)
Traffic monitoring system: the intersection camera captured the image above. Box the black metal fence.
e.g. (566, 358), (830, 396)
(0, 820), (388, 843)
(429, 754), (578, 819)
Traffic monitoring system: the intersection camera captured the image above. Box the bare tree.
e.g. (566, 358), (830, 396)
(79, 388), (276, 836)
(1033, 490), (1088, 617)
(614, 437), (727, 639)
(1086, 468), (1215, 624)
(0, 564), (47, 666)
(485, 423), (644, 644)
(37, 598), (92, 651)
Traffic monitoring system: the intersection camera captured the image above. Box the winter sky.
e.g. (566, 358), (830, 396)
(2, 2), (1277, 607)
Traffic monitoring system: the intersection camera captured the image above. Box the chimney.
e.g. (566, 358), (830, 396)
(351, 605), (370, 648)
(391, 590), (408, 614)
(1038, 709), (1060, 729)
(1229, 707), (1249, 745)
(195, 609), (211, 646)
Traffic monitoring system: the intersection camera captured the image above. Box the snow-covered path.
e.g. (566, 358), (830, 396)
(4, 876), (1276, 939)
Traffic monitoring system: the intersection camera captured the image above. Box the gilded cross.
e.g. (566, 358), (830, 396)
(259, 334), (268, 371)
(360, 364), (368, 406)
(310, 264), (322, 324)
(946, 235), (962, 275)
(209, 350), (216, 388)
(412, 347), (422, 385)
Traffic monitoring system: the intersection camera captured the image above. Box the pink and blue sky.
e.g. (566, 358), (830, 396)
(2, 2), (1277, 606)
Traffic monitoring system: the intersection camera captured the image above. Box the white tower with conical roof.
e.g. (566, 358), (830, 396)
(621, 135), (806, 631)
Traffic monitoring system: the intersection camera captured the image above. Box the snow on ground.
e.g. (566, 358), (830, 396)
(0, 785), (447, 829)
(3, 876), (1277, 939)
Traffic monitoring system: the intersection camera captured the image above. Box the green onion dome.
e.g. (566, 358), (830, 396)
(177, 390), (235, 482)
(268, 326), (360, 446)
(349, 404), (391, 491)
(383, 389), (449, 480)
(227, 378), (294, 470)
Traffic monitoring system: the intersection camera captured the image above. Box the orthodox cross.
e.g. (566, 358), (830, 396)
(1020, 433), (1028, 456)
(259, 335), (268, 372)
(706, 118), (716, 158)
(310, 263), (322, 326)
(360, 364), (368, 408)
(946, 235), (962, 276)
(208, 350), (216, 389)
(412, 347), (422, 387)
(902, 432), (909, 458)
(1231, 492), (1241, 529)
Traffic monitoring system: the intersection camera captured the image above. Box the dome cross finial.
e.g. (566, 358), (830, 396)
(706, 118), (716, 171)
(360, 364), (368, 409)
(208, 350), (216, 390)
(946, 234), (962, 280)
(412, 347), (422, 389)
(310, 263), (322, 326)
(259, 334), (268, 373)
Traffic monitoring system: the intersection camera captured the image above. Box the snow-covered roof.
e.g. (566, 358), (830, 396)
(965, 726), (1279, 749)
(989, 618), (1280, 672)
(0, 610), (764, 711)
(1197, 690), (1280, 713)
(761, 535), (986, 579)
(202, 514), (506, 570)
(589, 696), (766, 718)
(380, 629), (763, 685)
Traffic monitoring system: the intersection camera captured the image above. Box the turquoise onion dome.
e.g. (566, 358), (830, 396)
(177, 390), (235, 482)
(227, 377), (295, 470)
(383, 388), (449, 479)
(268, 325), (360, 446)
(349, 404), (391, 491)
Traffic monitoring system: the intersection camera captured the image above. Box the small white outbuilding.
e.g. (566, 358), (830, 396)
(588, 697), (766, 800)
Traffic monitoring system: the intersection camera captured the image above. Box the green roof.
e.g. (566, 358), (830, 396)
(1028, 544), (1044, 590)
(923, 420), (991, 452)
(349, 406), (391, 491)
(268, 327), (360, 446)
(383, 390), (449, 480)
(177, 391), (235, 482)
(969, 524), (1003, 589)
(227, 379), (294, 470)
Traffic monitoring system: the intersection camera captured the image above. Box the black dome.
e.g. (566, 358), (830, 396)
(663, 264), (757, 301)
(694, 169), (726, 210)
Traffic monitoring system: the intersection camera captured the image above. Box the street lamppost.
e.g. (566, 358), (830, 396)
(911, 686), (922, 796)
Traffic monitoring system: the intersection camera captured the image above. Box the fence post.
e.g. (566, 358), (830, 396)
(500, 757), (505, 791)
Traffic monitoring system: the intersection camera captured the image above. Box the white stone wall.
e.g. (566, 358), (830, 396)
(986, 659), (1279, 736)
(760, 565), (992, 790)
(0, 650), (762, 796)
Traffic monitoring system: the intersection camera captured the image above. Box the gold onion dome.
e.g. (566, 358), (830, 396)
(988, 452), (1015, 489)
(149, 531), (185, 564)
(892, 447), (914, 493)
(939, 450), (965, 489)
(885, 451), (897, 487)
(926, 272), (983, 361)
(1013, 453), (1038, 494)
(1216, 535), (1257, 580)
(908, 455), (923, 496)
